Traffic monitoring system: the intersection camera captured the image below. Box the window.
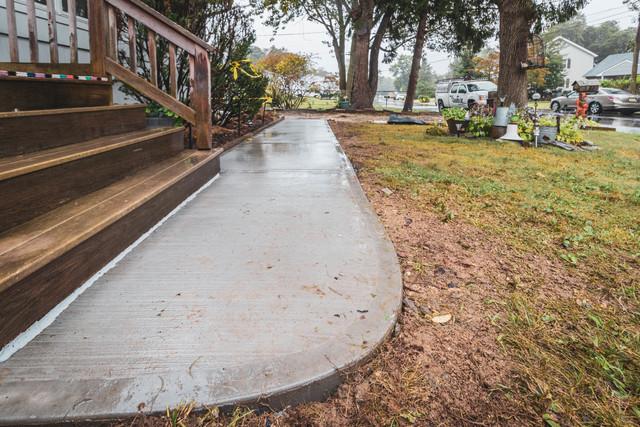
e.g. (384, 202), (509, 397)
(457, 85), (467, 94)
(565, 78), (570, 88)
(34, 0), (88, 18)
(467, 81), (497, 92)
(566, 58), (571, 69)
(62, 0), (88, 18)
(450, 84), (459, 94)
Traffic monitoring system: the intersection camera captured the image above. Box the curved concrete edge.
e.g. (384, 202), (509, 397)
(0, 119), (403, 426)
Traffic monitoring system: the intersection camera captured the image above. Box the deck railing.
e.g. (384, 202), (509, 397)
(1, 0), (212, 149)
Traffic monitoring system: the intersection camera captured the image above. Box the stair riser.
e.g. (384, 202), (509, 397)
(0, 79), (113, 113)
(0, 131), (185, 233)
(0, 107), (147, 157)
(0, 154), (220, 349)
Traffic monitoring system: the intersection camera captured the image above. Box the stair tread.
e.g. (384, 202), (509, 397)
(0, 127), (183, 181)
(0, 148), (222, 293)
(0, 104), (145, 119)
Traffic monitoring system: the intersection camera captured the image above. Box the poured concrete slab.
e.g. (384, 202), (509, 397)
(0, 118), (402, 424)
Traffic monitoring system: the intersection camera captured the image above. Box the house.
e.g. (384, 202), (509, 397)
(550, 36), (598, 89)
(584, 52), (638, 80)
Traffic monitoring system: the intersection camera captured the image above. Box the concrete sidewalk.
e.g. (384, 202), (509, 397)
(0, 118), (402, 424)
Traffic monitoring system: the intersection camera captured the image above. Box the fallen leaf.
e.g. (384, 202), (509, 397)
(431, 314), (452, 324)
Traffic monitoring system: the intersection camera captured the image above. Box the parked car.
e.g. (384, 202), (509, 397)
(550, 87), (640, 115)
(436, 79), (497, 110)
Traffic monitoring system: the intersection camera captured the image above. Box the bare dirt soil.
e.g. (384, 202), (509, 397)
(116, 114), (639, 427)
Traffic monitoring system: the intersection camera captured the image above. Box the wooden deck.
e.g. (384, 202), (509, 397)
(0, 118), (402, 424)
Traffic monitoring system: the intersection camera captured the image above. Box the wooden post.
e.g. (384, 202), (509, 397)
(147, 29), (157, 87)
(26, 0), (38, 62)
(68, 0), (78, 63)
(168, 43), (177, 98)
(107, 6), (117, 59)
(127, 17), (137, 72)
(88, 0), (107, 75)
(45, 0), (59, 63)
(192, 46), (211, 149)
(6, 0), (19, 62)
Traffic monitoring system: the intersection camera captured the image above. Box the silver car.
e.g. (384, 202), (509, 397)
(550, 87), (640, 115)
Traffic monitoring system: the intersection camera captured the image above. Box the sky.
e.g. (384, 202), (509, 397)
(248, 0), (637, 77)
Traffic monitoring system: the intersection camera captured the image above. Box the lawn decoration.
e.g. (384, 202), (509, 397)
(572, 79), (599, 119)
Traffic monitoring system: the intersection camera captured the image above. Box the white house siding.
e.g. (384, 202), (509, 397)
(552, 37), (597, 89)
(1, 0), (135, 104)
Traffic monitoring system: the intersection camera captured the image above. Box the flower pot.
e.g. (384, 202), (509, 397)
(539, 125), (558, 143)
(146, 117), (175, 128)
(490, 125), (507, 139)
(446, 119), (469, 135)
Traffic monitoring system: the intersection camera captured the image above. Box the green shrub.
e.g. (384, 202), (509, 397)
(442, 107), (467, 121)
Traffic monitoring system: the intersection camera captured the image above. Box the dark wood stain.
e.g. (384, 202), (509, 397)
(0, 153), (220, 348)
(0, 79), (112, 112)
(0, 130), (184, 233)
(0, 105), (146, 157)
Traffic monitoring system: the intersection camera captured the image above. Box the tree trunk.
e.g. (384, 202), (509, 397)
(403, 10), (428, 112)
(333, 39), (347, 94)
(497, 0), (533, 107)
(346, 33), (357, 98)
(630, 12), (640, 94)
(366, 9), (392, 106)
(350, 0), (374, 109)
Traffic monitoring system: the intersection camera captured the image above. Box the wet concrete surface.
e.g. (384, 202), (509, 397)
(0, 118), (403, 424)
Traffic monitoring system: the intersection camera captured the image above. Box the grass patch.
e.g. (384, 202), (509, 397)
(341, 123), (640, 425)
(299, 97), (338, 110)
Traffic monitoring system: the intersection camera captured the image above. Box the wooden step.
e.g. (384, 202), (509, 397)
(0, 104), (147, 157)
(0, 149), (222, 348)
(0, 77), (113, 112)
(0, 127), (185, 233)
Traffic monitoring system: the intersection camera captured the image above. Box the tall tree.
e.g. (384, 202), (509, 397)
(492, 0), (587, 106)
(402, 7), (429, 111)
(390, 0), (495, 111)
(626, 1), (640, 94)
(255, 0), (351, 94)
(544, 14), (636, 58)
(349, 0), (393, 109)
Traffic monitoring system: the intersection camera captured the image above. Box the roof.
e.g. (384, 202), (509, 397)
(551, 36), (598, 57)
(584, 53), (636, 78)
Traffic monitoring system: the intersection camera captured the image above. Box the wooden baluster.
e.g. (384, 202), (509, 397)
(168, 43), (177, 98)
(107, 6), (117, 59)
(127, 17), (137, 72)
(26, 0), (39, 62)
(147, 29), (157, 86)
(68, 0), (78, 63)
(188, 54), (194, 98)
(46, 0), (59, 63)
(6, 0), (19, 62)
(192, 46), (211, 149)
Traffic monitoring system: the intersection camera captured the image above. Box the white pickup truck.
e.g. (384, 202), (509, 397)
(436, 79), (497, 110)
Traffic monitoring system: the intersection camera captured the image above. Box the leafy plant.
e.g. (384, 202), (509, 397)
(442, 107), (467, 121)
(538, 115), (558, 127)
(557, 118), (585, 145)
(424, 124), (449, 136)
(468, 115), (493, 137)
(145, 102), (183, 126)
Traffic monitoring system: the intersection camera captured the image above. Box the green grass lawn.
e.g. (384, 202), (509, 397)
(299, 97), (338, 110)
(528, 100), (551, 110)
(342, 123), (640, 425)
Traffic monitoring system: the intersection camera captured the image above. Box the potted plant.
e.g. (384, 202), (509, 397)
(538, 115), (558, 142)
(442, 107), (469, 135)
(145, 103), (183, 128)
